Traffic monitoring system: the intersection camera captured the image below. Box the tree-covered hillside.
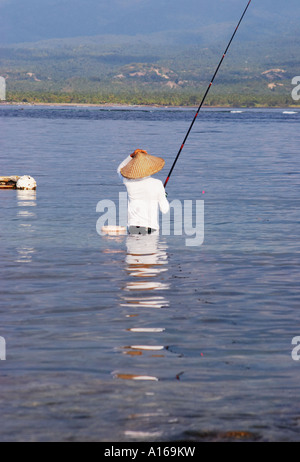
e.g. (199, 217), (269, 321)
(1, 33), (299, 107)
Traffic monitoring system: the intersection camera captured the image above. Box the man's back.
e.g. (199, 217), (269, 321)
(124, 177), (169, 230)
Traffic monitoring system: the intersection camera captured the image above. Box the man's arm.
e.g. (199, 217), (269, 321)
(117, 156), (132, 181)
(158, 181), (170, 214)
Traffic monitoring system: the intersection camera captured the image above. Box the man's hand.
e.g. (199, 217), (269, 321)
(130, 149), (148, 158)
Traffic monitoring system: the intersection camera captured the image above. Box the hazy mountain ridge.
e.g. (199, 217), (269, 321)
(1, 0), (299, 106)
(1, 0), (299, 45)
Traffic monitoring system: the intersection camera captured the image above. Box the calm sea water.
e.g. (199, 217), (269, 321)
(0, 105), (299, 442)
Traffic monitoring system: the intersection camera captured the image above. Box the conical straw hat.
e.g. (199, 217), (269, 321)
(121, 149), (165, 180)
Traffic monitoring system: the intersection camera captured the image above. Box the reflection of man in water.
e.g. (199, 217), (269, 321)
(118, 149), (170, 234)
(126, 234), (168, 278)
(123, 234), (170, 305)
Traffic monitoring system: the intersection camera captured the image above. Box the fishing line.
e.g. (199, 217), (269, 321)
(164, 0), (253, 188)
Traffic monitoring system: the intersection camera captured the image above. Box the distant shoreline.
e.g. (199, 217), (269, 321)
(1, 101), (299, 110)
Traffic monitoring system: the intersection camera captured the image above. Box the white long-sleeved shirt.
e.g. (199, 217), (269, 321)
(118, 156), (170, 230)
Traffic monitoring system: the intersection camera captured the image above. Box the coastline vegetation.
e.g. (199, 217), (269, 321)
(5, 90), (295, 108)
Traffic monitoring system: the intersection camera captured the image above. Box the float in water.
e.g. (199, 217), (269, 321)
(0, 175), (37, 190)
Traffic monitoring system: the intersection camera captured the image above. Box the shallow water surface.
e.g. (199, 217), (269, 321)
(0, 105), (299, 442)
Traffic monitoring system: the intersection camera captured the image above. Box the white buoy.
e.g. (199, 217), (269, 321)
(101, 226), (127, 236)
(16, 176), (37, 190)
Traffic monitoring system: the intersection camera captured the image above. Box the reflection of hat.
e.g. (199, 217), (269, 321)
(121, 149), (165, 180)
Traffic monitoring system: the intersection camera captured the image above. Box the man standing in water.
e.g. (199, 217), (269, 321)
(118, 149), (170, 234)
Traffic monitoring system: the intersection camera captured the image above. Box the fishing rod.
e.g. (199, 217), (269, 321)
(164, 0), (252, 188)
